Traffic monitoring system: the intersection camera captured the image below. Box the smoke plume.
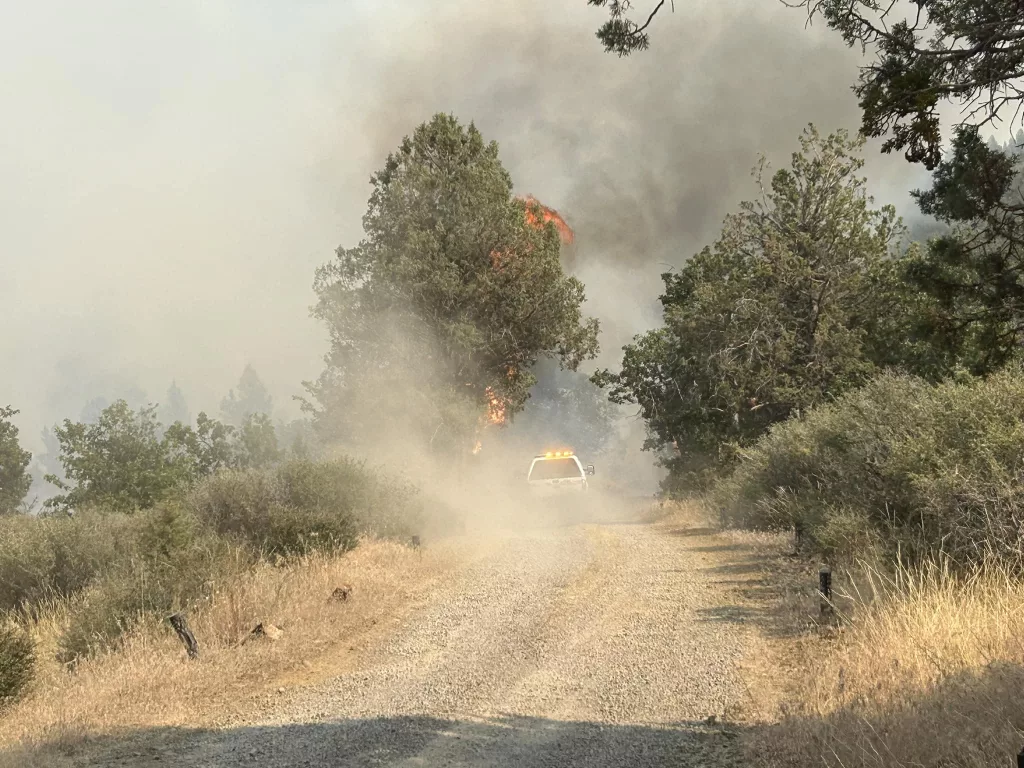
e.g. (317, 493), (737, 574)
(1, 0), (926, 495)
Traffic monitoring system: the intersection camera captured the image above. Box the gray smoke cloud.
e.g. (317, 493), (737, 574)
(1, 0), (927, 478)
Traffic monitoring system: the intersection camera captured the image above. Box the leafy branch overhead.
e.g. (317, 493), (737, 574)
(588, 0), (1024, 168)
(587, 0), (672, 56)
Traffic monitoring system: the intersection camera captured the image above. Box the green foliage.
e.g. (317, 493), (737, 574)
(46, 401), (285, 514)
(795, 0), (1024, 170)
(0, 455), (424, 663)
(594, 127), (907, 486)
(904, 127), (1024, 374)
(305, 113), (599, 452)
(57, 504), (239, 663)
(45, 401), (192, 514)
(716, 368), (1024, 568)
(0, 511), (139, 612)
(188, 458), (418, 556)
(0, 406), (32, 515)
(587, 0), (668, 56)
(220, 364), (274, 426)
(0, 625), (34, 706)
(234, 413), (280, 469)
(164, 411), (238, 477)
(591, 1), (1024, 173)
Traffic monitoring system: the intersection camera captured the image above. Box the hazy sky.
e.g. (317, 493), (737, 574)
(1, 0), (939, 454)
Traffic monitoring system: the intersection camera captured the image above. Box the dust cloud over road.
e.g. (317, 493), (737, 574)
(94, 497), (753, 768)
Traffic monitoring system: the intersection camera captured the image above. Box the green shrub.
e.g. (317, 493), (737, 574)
(1, 457), (424, 662)
(188, 458), (421, 556)
(716, 369), (1024, 567)
(58, 505), (244, 663)
(57, 579), (145, 664)
(0, 511), (139, 613)
(0, 624), (35, 706)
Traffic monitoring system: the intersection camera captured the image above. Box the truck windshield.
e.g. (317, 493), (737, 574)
(529, 458), (582, 481)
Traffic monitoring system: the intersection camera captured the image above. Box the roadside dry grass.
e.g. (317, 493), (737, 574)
(662, 498), (1024, 765)
(750, 561), (1024, 767)
(706, 503), (1024, 767)
(0, 538), (456, 767)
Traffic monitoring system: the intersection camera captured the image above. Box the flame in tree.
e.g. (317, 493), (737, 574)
(471, 386), (509, 455)
(476, 198), (568, 452)
(485, 386), (506, 425)
(490, 196), (574, 273)
(518, 195), (575, 245)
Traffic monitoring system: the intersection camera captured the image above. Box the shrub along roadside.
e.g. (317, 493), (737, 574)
(0, 625), (34, 708)
(715, 368), (1024, 568)
(0, 457), (430, 664)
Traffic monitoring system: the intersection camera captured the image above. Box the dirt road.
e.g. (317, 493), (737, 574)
(102, 501), (755, 767)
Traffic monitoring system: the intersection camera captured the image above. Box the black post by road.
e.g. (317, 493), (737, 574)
(169, 612), (200, 660)
(818, 566), (832, 618)
(1017, 745), (1023, 768)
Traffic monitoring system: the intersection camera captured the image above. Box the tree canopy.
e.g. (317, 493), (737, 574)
(46, 401), (188, 514)
(46, 401), (283, 514)
(304, 113), (599, 452)
(593, 127), (910, 485)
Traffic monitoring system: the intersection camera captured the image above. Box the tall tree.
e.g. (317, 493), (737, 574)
(593, 127), (907, 485)
(304, 113), (599, 452)
(159, 381), (190, 427)
(220, 364), (273, 426)
(0, 406), (32, 515)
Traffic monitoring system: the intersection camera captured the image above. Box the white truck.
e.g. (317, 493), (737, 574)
(526, 450), (595, 492)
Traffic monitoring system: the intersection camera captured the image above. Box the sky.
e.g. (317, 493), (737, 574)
(0, 0), (952, 457)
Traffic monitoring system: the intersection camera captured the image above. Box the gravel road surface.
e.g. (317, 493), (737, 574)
(113, 500), (752, 767)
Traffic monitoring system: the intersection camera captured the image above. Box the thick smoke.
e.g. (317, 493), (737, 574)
(2, 0), (927, 494)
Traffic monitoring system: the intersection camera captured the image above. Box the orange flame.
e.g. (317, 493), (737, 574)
(518, 195), (575, 245)
(489, 197), (573, 274)
(472, 440), (483, 455)
(485, 386), (506, 426)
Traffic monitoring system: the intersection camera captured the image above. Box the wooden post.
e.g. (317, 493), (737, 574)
(168, 612), (199, 660)
(819, 566), (833, 619)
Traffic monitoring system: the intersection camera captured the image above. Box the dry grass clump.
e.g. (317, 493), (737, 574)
(757, 560), (1024, 767)
(0, 539), (454, 765)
